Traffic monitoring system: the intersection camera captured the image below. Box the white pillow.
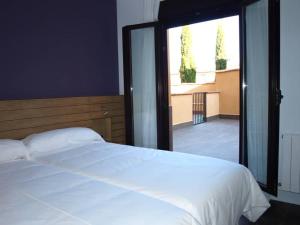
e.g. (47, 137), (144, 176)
(0, 139), (28, 163)
(23, 127), (105, 157)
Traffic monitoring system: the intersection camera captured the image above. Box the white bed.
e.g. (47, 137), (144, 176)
(0, 159), (201, 225)
(30, 140), (270, 225)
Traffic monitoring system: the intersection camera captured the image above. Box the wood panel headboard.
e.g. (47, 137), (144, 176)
(0, 96), (125, 144)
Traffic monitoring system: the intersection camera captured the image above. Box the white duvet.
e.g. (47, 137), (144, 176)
(35, 142), (270, 225)
(0, 160), (200, 225)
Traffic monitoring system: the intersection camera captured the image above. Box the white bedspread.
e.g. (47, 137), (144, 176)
(35, 142), (270, 225)
(0, 160), (200, 225)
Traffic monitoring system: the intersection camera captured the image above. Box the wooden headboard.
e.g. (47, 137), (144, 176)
(0, 96), (125, 144)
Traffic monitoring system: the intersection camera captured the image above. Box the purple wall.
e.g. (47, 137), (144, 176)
(0, 0), (119, 100)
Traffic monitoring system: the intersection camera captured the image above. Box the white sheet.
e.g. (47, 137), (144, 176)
(35, 142), (270, 225)
(0, 160), (200, 225)
(0, 139), (27, 163)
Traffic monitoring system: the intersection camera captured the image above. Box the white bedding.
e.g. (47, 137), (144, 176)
(0, 160), (200, 225)
(34, 142), (270, 225)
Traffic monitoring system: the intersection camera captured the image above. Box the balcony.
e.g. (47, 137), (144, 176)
(171, 69), (240, 162)
(173, 119), (239, 162)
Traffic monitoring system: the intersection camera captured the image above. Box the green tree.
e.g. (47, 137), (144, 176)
(215, 24), (227, 70)
(180, 26), (196, 83)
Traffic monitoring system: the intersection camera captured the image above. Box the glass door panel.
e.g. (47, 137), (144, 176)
(242, 0), (280, 195)
(245, 0), (269, 185)
(131, 27), (158, 148)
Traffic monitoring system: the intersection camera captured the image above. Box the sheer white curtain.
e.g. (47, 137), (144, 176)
(131, 27), (157, 148)
(246, 0), (269, 184)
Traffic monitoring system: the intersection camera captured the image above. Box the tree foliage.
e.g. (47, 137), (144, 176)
(180, 26), (196, 83)
(216, 24), (227, 70)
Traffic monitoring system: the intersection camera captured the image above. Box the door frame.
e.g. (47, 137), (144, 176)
(239, 0), (281, 195)
(158, 0), (280, 195)
(159, 6), (242, 153)
(123, 0), (280, 195)
(159, 3), (242, 154)
(265, 0), (281, 195)
(122, 22), (170, 150)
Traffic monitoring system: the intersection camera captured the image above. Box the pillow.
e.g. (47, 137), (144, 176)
(0, 139), (28, 163)
(23, 127), (105, 157)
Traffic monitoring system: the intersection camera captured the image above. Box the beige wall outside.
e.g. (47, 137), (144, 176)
(171, 82), (217, 94)
(170, 69), (240, 117)
(171, 94), (193, 125)
(215, 70), (240, 116)
(206, 93), (220, 118)
(171, 92), (221, 125)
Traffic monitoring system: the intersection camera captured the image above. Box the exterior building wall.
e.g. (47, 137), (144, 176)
(171, 69), (240, 118)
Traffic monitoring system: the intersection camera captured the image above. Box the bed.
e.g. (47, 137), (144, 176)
(0, 97), (270, 225)
(22, 128), (270, 225)
(0, 158), (200, 225)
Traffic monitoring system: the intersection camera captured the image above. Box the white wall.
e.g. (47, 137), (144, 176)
(117, 0), (300, 204)
(117, 0), (160, 94)
(280, 0), (300, 134)
(275, 0), (300, 204)
(117, 0), (145, 94)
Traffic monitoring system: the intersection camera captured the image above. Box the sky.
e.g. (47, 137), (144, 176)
(168, 16), (240, 75)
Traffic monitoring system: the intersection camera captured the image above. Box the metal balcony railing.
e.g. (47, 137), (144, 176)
(193, 92), (207, 125)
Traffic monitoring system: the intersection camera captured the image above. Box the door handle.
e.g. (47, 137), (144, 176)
(276, 89), (283, 106)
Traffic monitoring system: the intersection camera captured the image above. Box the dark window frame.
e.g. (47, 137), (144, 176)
(122, 22), (170, 150)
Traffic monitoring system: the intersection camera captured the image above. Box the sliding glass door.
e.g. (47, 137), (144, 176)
(123, 0), (280, 195)
(242, 0), (280, 195)
(123, 23), (170, 150)
(131, 26), (157, 148)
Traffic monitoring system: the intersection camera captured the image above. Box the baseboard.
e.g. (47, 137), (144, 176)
(207, 114), (240, 121)
(173, 115), (240, 128)
(206, 115), (219, 121)
(219, 114), (240, 120)
(173, 121), (193, 129)
(266, 190), (300, 206)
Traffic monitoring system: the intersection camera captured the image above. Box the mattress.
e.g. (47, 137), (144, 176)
(0, 160), (200, 225)
(35, 142), (270, 225)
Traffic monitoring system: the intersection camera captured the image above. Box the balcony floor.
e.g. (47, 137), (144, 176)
(173, 118), (239, 163)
